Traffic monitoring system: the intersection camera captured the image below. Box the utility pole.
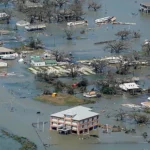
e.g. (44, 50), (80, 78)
(36, 111), (41, 129)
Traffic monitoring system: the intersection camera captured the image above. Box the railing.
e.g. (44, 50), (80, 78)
(51, 119), (58, 122)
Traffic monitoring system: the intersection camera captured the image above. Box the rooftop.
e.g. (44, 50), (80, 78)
(140, 2), (150, 7)
(45, 59), (57, 64)
(51, 106), (99, 121)
(119, 82), (139, 90)
(0, 47), (14, 53)
(25, 1), (43, 8)
(31, 58), (44, 62)
(141, 102), (150, 107)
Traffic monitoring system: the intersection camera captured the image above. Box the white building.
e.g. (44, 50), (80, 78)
(0, 47), (18, 59)
(119, 82), (140, 91)
(31, 58), (45, 66)
(50, 106), (99, 135)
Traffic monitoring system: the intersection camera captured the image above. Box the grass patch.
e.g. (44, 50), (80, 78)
(144, 107), (150, 114)
(34, 93), (95, 106)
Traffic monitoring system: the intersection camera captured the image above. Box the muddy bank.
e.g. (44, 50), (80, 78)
(1, 130), (37, 150)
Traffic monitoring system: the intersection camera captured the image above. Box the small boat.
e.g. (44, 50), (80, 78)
(25, 24), (46, 31)
(83, 91), (99, 98)
(1, 55), (16, 60)
(95, 16), (115, 24)
(0, 61), (7, 67)
(67, 20), (88, 26)
(16, 20), (30, 27)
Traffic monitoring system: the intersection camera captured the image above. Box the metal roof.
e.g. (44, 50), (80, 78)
(51, 106), (99, 121)
(119, 82), (139, 91)
(0, 47), (14, 52)
(45, 59), (57, 64)
(141, 2), (150, 7)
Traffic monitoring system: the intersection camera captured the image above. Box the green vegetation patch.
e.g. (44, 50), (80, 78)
(34, 93), (95, 106)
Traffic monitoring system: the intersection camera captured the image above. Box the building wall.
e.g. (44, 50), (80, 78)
(31, 60), (45, 66)
(50, 115), (99, 135)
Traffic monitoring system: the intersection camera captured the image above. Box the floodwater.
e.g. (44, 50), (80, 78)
(1, 0), (150, 150)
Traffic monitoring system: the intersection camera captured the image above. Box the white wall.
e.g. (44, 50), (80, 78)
(31, 60), (45, 66)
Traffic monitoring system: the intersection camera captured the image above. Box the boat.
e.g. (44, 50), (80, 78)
(16, 20), (30, 27)
(1, 55), (16, 60)
(0, 61), (7, 67)
(0, 13), (9, 21)
(83, 91), (98, 98)
(95, 16), (115, 24)
(25, 24), (46, 31)
(67, 20), (88, 26)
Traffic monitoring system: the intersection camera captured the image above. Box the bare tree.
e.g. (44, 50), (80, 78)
(131, 113), (149, 124)
(27, 37), (43, 49)
(69, 1), (84, 21)
(115, 30), (131, 40)
(115, 109), (127, 121)
(67, 87), (75, 95)
(133, 50), (140, 60)
(116, 61), (129, 75)
(55, 0), (68, 8)
(91, 60), (107, 73)
(64, 29), (73, 40)
(55, 80), (66, 92)
(67, 63), (78, 78)
(132, 31), (141, 38)
(88, 1), (101, 11)
(105, 40), (129, 53)
(96, 71), (118, 95)
(29, 0), (40, 3)
(51, 50), (65, 62)
(142, 42), (150, 56)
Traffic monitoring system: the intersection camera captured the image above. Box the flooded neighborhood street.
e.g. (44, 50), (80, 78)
(1, 0), (150, 150)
